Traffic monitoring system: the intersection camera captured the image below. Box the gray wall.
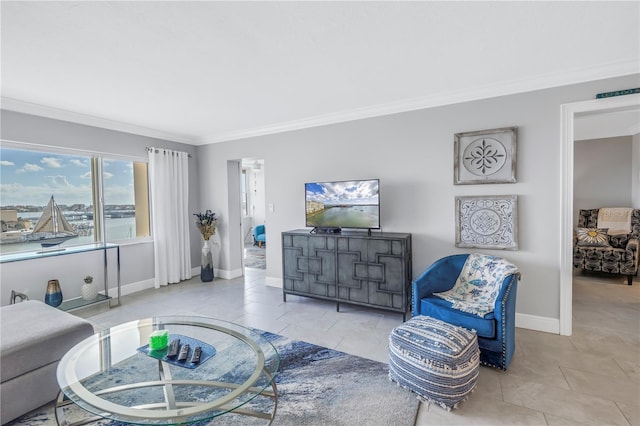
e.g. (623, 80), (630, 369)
(197, 74), (640, 327)
(0, 111), (201, 305)
(2, 74), (638, 327)
(634, 133), (640, 209)
(574, 136), (635, 219)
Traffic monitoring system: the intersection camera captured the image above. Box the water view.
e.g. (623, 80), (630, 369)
(1, 147), (144, 255)
(306, 205), (379, 228)
(0, 216), (136, 255)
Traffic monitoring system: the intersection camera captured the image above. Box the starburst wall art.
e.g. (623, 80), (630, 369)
(454, 127), (517, 184)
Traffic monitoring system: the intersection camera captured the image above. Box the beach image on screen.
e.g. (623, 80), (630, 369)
(305, 180), (379, 228)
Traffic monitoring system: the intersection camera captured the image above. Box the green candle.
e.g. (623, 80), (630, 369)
(149, 330), (169, 350)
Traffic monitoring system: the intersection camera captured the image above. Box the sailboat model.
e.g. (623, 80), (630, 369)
(31, 196), (78, 248)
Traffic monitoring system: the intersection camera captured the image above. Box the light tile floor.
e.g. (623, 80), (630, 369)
(78, 268), (639, 425)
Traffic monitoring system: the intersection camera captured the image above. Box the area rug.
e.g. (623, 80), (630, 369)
(8, 330), (419, 425)
(244, 247), (266, 269)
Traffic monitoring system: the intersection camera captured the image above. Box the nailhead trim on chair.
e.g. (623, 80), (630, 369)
(479, 277), (514, 371)
(500, 280), (512, 370)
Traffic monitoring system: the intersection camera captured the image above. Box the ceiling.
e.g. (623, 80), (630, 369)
(1, 1), (639, 145)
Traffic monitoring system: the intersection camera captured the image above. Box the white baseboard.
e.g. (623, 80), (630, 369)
(109, 274), (560, 335)
(213, 268), (243, 280)
(111, 268), (239, 298)
(265, 276), (282, 288)
(516, 312), (559, 334)
(192, 267), (242, 280)
(106, 278), (155, 299)
(229, 268), (244, 279)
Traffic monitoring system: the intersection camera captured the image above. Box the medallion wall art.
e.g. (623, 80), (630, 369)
(454, 127), (517, 185)
(453, 127), (519, 250)
(455, 195), (519, 250)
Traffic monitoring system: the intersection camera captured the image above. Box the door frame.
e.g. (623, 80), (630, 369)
(559, 93), (640, 336)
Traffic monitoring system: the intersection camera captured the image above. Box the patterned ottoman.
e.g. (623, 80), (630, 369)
(389, 315), (480, 410)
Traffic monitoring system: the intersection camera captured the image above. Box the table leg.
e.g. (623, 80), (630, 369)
(158, 360), (177, 410)
(226, 369), (278, 424)
(55, 391), (104, 426)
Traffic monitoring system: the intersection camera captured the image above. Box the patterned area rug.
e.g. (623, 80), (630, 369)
(8, 330), (419, 425)
(244, 247), (266, 269)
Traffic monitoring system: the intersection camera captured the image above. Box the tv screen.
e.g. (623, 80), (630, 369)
(305, 179), (380, 230)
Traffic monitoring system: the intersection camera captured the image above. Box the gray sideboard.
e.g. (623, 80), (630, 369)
(282, 229), (412, 320)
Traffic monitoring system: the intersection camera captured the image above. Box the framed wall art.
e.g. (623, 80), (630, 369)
(454, 127), (517, 184)
(455, 195), (518, 250)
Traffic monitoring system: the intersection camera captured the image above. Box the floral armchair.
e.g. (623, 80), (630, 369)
(573, 208), (639, 285)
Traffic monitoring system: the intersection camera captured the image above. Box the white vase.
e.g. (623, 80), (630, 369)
(82, 282), (98, 300)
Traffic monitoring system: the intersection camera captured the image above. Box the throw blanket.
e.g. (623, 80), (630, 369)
(434, 253), (520, 317)
(597, 208), (633, 234)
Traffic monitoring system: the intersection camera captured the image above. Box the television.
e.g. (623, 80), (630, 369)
(305, 179), (380, 233)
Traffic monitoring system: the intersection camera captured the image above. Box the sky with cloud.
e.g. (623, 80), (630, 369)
(0, 148), (135, 207)
(306, 179), (379, 205)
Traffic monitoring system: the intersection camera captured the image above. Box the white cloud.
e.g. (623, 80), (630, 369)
(0, 181), (93, 206)
(80, 172), (92, 179)
(17, 163), (44, 173)
(310, 180), (379, 205)
(0, 160), (15, 166)
(47, 175), (70, 187)
(104, 184), (134, 204)
(70, 159), (88, 167)
(41, 157), (63, 168)
(103, 171), (114, 179)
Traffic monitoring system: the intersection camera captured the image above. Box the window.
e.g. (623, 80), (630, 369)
(0, 145), (150, 255)
(241, 169), (248, 217)
(102, 159), (150, 240)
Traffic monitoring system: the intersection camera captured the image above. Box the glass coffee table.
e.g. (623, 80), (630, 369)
(56, 316), (279, 425)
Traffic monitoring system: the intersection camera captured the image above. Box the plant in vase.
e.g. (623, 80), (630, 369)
(194, 210), (218, 282)
(82, 275), (98, 301)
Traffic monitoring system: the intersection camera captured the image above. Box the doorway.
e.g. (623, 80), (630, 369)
(560, 94), (640, 335)
(240, 159), (266, 271)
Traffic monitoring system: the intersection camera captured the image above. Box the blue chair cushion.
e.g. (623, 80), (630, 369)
(253, 225), (266, 243)
(418, 296), (496, 339)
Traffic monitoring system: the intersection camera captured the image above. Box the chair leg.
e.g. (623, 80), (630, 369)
(628, 275), (633, 286)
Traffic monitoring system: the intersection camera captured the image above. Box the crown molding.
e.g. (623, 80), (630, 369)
(0, 97), (197, 145)
(200, 58), (639, 144)
(2, 59), (637, 146)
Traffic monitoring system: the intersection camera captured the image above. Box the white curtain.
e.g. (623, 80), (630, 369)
(148, 147), (192, 287)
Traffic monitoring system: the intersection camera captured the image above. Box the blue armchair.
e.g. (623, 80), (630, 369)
(412, 254), (520, 370)
(253, 224), (266, 247)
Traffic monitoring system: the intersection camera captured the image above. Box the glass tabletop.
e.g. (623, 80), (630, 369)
(57, 316), (280, 424)
(0, 242), (118, 263)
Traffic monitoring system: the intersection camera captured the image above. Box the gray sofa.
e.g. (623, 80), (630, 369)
(0, 300), (94, 424)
